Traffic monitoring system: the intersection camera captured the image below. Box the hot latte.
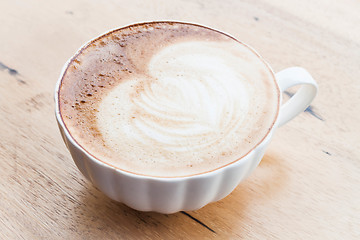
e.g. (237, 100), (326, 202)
(58, 22), (279, 177)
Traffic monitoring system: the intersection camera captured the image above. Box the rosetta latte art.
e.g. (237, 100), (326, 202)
(97, 41), (255, 166)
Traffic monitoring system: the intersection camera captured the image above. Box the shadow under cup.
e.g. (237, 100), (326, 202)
(55, 21), (317, 213)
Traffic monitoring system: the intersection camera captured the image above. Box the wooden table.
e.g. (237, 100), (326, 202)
(1, 0), (359, 239)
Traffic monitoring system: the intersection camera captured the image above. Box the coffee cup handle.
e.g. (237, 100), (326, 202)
(275, 67), (318, 127)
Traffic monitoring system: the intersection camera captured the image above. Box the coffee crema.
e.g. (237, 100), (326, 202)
(59, 22), (280, 177)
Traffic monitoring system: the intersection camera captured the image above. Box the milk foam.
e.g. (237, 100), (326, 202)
(96, 40), (270, 175)
(59, 22), (279, 177)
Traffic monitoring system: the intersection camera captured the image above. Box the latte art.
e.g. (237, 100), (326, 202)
(59, 22), (279, 177)
(98, 41), (251, 156)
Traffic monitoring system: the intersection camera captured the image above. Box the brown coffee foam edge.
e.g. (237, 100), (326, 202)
(55, 21), (281, 179)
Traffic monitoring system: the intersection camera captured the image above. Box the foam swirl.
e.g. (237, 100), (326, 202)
(96, 40), (269, 171)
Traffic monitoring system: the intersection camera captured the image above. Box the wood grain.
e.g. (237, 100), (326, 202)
(0, 0), (359, 239)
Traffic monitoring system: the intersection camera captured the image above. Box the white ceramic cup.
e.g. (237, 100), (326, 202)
(55, 22), (318, 214)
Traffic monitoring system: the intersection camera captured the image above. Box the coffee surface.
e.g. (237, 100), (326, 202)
(59, 22), (279, 177)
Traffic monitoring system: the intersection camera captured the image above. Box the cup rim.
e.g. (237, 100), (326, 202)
(55, 20), (280, 179)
